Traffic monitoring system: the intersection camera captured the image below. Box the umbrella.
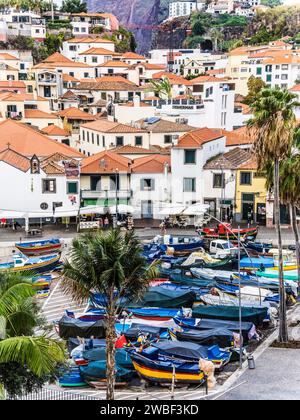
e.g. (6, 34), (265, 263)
(109, 204), (135, 214)
(182, 203), (210, 216)
(158, 204), (185, 216)
(80, 206), (105, 215)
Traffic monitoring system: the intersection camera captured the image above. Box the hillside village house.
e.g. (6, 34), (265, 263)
(80, 150), (131, 208)
(69, 13), (119, 36)
(171, 128), (227, 207)
(79, 117), (195, 154)
(61, 37), (116, 61)
(32, 52), (95, 110)
(0, 119), (83, 229)
(131, 155), (171, 220)
(203, 147), (263, 222)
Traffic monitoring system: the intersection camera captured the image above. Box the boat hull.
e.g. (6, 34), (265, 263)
(0, 254), (60, 274)
(131, 353), (205, 385)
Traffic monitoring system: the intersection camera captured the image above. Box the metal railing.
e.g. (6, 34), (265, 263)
(7, 388), (102, 400)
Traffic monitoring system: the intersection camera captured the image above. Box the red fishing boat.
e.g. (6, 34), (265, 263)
(15, 238), (63, 256)
(197, 223), (258, 241)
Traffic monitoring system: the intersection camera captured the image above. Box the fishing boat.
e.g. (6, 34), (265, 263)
(0, 253), (60, 273)
(192, 305), (269, 324)
(35, 289), (50, 299)
(57, 314), (106, 340)
(170, 327), (235, 348)
(197, 223), (258, 241)
(15, 238), (63, 256)
(144, 236), (205, 258)
(80, 360), (134, 384)
(173, 317), (258, 342)
(199, 290), (273, 308)
(257, 269), (298, 281)
(130, 352), (205, 385)
(179, 251), (235, 270)
(148, 341), (231, 370)
(127, 308), (183, 321)
(240, 256), (297, 271)
(59, 366), (87, 387)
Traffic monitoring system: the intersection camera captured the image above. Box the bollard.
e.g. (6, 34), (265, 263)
(247, 355), (255, 369)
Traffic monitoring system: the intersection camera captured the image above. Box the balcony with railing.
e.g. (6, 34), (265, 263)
(38, 74), (57, 84)
(6, 111), (22, 120)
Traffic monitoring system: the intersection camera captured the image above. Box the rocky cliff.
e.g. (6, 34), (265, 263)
(87, 0), (168, 54)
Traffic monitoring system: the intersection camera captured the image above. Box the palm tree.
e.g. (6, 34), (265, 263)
(61, 229), (157, 400)
(248, 88), (299, 343)
(0, 272), (66, 398)
(209, 28), (224, 52)
(149, 77), (172, 100)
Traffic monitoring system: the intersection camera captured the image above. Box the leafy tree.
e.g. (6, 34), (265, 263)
(60, 0), (87, 13)
(244, 76), (267, 105)
(248, 88), (299, 343)
(261, 0), (283, 7)
(149, 77), (172, 99)
(0, 272), (66, 397)
(44, 33), (65, 56)
(61, 229), (157, 400)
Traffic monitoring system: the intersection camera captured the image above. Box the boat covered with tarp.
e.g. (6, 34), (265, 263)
(150, 341), (231, 369)
(192, 305), (269, 324)
(57, 315), (106, 339)
(15, 238), (63, 256)
(127, 308), (184, 321)
(80, 360), (134, 384)
(172, 328), (235, 347)
(173, 317), (258, 342)
(123, 323), (169, 341)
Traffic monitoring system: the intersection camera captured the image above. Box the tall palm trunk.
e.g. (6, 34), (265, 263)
(106, 287), (116, 400)
(274, 159), (288, 342)
(290, 204), (300, 295)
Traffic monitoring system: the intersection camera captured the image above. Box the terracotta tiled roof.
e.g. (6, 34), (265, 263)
(62, 73), (80, 82)
(81, 150), (131, 174)
(122, 52), (145, 60)
(60, 90), (78, 99)
(189, 75), (231, 84)
(136, 63), (166, 70)
(40, 161), (65, 175)
(79, 47), (116, 56)
(81, 119), (146, 133)
(136, 118), (195, 133)
(24, 109), (58, 119)
(0, 53), (18, 60)
(0, 147), (30, 172)
(119, 101), (151, 107)
(111, 145), (157, 155)
(131, 154), (171, 173)
(152, 72), (192, 86)
(98, 60), (129, 68)
(0, 81), (26, 89)
(238, 157), (257, 170)
(175, 127), (224, 149)
(75, 79), (143, 91)
(0, 92), (47, 101)
(33, 53), (92, 69)
(96, 76), (134, 84)
(0, 120), (83, 158)
(57, 107), (96, 120)
(225, 126), (252, 147)
(204, 147), (252, 170)
(67, 37), (114, 44)
(40, 124), (70, 136)
(290, 84), (300, 92)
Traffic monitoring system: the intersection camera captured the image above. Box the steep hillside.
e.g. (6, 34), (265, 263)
(87, 0), (169, 53)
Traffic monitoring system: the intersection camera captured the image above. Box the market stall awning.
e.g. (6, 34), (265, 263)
(182, 203), (210, 216)
(109, 204), (135, 214)
(158, 204), (186, 216)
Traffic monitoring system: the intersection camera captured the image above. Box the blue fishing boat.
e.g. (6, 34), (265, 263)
(0, 253), (60, 273)
(127, 308), (183, 321)
(130, 352), (205, 385)
(15, 238), (62, 256)
(156, 282), (209, 300)
(59, 366), (87, 387)
(240, 256), (274, 270)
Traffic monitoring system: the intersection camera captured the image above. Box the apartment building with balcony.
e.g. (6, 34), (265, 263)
(70, 13), (119, 37)
(61, 37), (116, 61)
(80, 150), (131, 207)
(0, 8), (46, 41)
